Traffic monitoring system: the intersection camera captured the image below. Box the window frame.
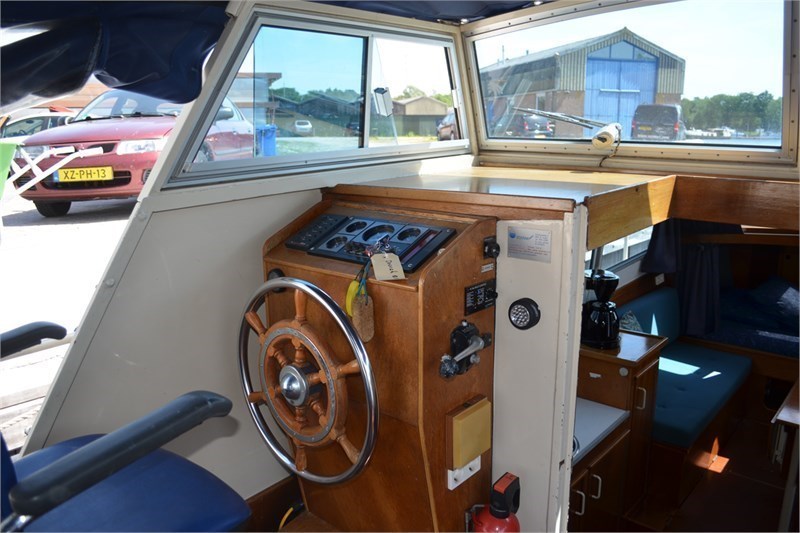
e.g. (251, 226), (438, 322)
(167, 8), (470, 189)
(463, 0), (799, 173)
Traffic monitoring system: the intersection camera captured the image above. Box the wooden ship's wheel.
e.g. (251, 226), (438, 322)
(238, 277), (378, 484)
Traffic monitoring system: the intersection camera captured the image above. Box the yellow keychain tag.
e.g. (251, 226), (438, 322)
(370, 253), (405, 281)
(345, 280), (360, 316)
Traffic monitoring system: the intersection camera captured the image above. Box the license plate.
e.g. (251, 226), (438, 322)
(55, 167), (114, 182)
(639, 126), (652, 131)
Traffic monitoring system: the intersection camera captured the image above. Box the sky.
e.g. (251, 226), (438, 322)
(240, 0), (785, 100)
(249, 27), (452, 98)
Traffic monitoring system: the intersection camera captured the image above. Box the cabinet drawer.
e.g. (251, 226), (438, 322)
(576, 358), (629, 410)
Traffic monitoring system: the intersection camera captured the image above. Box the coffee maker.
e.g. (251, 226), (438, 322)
(581, 268), (621, 350)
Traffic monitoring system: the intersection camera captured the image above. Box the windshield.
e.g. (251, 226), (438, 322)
(473, 0), (785, 148)
(73, 90), (183, 121)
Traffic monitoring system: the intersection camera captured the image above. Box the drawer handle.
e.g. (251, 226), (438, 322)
(574, 490), (586, 516)
(591, 474), (603, 499)
(636, 386), (648, 410)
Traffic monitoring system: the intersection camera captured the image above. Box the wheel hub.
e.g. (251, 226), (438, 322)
(279, 365), (309, 406)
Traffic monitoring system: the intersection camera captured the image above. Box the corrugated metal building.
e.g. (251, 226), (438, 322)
(479, 28), (685, 138)
(392, 96), (448, 136)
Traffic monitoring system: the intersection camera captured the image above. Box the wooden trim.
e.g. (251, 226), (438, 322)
(585, 176), (675, 250)
(670, 176), (799, 231)
(327, 185), (577, 213)
(245, 476), (302, 532)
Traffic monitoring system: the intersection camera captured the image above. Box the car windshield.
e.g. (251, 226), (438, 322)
(635, 106), (677, 123)
(73, 90), (183, 122)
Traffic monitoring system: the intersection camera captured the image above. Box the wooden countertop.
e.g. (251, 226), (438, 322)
(326, 166), (799, 249)
(773, 380), (799, 427)
(579, 330), (668, 368)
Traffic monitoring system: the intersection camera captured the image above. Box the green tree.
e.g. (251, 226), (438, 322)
(399, 86), (426, 99)
(432, 92), (453, 107)
(270, 87), (301, 101)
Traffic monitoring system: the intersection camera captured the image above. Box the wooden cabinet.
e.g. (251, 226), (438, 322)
(577, 331), (667, 513)
(569, 427), (630, 532)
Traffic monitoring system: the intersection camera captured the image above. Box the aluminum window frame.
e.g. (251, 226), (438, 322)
(166, 6), (470, 189)
(462, 0), (799, 174)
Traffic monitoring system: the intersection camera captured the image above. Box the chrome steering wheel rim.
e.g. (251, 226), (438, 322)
(238, 277), (379, 485)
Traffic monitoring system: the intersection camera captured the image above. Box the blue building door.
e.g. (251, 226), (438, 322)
(585, 41), (657, 139)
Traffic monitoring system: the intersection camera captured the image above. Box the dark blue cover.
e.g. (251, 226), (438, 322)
(1, 2), (229, 108)
(12, 435), (249, 532)
(1, 1), (533, 110)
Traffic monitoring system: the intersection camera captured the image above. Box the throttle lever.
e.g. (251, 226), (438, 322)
(439, 321), (492, 378)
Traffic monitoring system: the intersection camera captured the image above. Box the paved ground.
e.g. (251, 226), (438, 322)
(0, 191), (134, 450)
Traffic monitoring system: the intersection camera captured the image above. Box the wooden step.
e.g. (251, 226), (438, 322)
(281, 511), (338, 532)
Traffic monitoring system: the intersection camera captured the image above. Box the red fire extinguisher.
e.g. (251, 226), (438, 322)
(471, 472), (521, 532)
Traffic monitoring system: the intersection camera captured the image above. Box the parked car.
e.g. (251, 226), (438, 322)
(0, 106), (75, 145)
(489, 112), (553, 138)
(292, 119), (314, 136)
(437, 111), (459, 140)
(519, 114), (554, 138)
(631, 104), (686, 141)
(13, 90), (253, 217)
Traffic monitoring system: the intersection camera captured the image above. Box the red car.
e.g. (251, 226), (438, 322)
(14, 89), (254, 217)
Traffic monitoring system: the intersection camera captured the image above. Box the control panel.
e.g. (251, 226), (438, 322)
(285, 213), (456, 272)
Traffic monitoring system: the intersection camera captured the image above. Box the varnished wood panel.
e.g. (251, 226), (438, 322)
(326, 191), (567, 222)
(419, 217), (497, 533)
(670, 176), (799, 231)
(281, 511), (338, 532)
(584, 176), (675, 250)
(245, 475), (302, 532)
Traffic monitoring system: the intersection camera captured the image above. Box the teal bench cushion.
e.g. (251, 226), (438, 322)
(617, 287), (681, 344)
(617, 286), (752, 449)
(654, 342), (751, 448)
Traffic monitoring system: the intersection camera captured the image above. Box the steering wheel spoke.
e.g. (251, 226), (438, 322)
(336, 432), (360, 465)
(267, 344), (291, 367)
(239, 277), (379, 485)
(335, 359), (361, 378)
(294, 289), (307, 324)
(295, 446), (308, 472)
(245, 310), (267, 341)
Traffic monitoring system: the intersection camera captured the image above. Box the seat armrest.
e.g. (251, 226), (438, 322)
(9, 391), (232, 517)
(1, 322), (67, 358)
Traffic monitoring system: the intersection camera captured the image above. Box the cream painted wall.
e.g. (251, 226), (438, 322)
(32, 189), (320, 497)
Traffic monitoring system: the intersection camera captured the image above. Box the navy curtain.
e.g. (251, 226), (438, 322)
(641, 219), (742, 336)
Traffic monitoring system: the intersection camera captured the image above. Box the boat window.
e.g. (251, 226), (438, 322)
(586, 227), (653, 271)
(173, 20), (461, 185)
(470, 0), (792, 165)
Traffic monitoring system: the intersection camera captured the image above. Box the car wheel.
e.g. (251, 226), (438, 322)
(34, 201), (71, 217)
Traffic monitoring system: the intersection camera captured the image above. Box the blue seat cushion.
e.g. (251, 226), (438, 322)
(13, 435), (250, 532)
(653, 343), (751, 448)
(617, 287), (681, 344)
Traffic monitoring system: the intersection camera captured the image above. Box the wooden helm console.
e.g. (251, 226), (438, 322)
(243, 201), (499, 531)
